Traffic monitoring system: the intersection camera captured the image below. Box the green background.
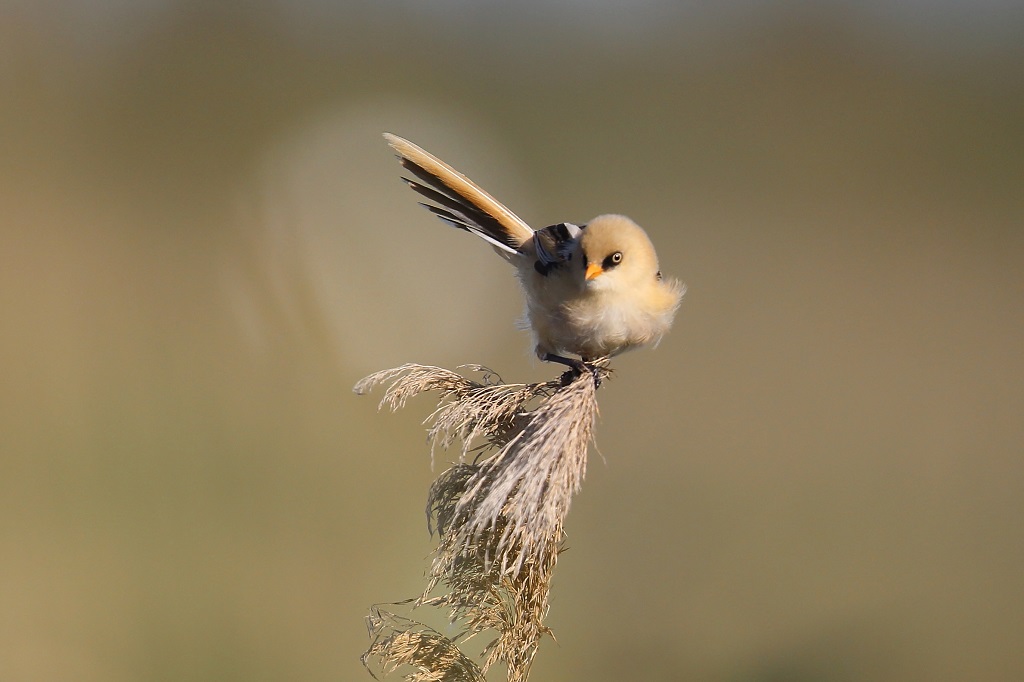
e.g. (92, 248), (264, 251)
(2, 3), (1022, 680)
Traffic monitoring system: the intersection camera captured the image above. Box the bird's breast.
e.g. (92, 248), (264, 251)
(519, 265), (675, 358)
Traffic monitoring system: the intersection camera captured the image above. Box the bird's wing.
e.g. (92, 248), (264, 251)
(533, 222), (582, 275)
(384, 133), (535, 254)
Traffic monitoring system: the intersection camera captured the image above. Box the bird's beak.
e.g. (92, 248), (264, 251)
(585, 262), (604, 281)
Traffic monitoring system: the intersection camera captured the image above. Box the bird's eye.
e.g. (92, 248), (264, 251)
(603, 251), (623, 269)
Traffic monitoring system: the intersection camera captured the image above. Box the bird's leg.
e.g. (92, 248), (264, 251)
(542, 353), (602, 388)
(541, 353), (586, 385)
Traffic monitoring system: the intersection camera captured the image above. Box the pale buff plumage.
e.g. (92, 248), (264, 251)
(384, 133), (685, 371)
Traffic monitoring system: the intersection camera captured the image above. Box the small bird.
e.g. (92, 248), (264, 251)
(384, 133), (684, 381)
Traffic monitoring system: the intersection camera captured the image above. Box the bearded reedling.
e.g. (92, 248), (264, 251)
(384, 133), (684, 383)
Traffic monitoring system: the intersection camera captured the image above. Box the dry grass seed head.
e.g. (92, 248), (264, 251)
(356, 360), (610, 682)
(454, 364), (604, 574)
(355, 364), (556, 463)
(363, 607), (484, 682)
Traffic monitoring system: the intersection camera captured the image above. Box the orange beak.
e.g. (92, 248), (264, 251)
(585, 262), (604, 281)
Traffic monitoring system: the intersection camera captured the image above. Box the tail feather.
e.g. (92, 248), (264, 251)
(384, 133), (535, 253)
(401, 177), (513, 251)
(418, 203), (522, 255)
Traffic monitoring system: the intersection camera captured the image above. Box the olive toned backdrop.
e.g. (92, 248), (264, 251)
(2, 3), (1021, 680)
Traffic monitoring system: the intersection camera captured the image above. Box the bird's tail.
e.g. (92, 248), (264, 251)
(384, 133), (535, 256)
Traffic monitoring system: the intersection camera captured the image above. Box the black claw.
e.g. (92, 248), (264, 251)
(544, 353), (602, 389)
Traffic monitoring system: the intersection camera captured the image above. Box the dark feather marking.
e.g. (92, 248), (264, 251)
(398, 158), (522, 251)
(420, 203), (473, 230)
(403, 179), (497, 234)
(397, 158), (465, 204)
(420, 205), (519, 254)
(532, 222), (581, 276)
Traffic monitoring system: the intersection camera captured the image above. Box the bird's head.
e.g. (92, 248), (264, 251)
(577, 214), (662, 291)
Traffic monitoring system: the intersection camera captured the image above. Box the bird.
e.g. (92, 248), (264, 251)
(384, 133), (685, 383)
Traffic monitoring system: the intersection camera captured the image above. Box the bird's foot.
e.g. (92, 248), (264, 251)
(544, 354), (604, 389)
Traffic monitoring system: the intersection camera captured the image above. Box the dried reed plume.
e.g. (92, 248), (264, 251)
(355, 361), (610, 682)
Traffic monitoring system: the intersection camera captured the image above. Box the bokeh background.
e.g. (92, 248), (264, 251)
(2, 2), (1022, 680)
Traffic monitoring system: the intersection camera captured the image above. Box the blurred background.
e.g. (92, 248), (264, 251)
(2, 1), (1022, 680)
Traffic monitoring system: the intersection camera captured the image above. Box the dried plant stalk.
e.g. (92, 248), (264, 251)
(363, 607), (484, 682)
(355, 364), (552, 462)
(455, 370), (601, 575)
(357, 361), (609, 682)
